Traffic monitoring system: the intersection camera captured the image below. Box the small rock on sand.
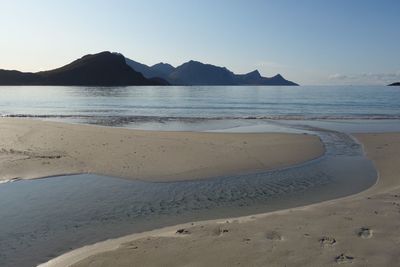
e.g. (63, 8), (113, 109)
(176, 229), (190, 235)
(319, 236), (337, 247)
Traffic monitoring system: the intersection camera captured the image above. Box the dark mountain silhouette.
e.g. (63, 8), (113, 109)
(151, 63), (175, 77)
(162, 60), (298, 86)
(125, 57), (297, 85)
(0, 52), (166, 86)
(0, 70), (39, 85)
(1, 52), (297, 86)
(234, 70), (297, 85)
(168, 60), (236, 85)
(236, 70), (262, 81)
(388, 82), (400, 86)
(124, 59), (174, 81)
(125, 58), (165, 80)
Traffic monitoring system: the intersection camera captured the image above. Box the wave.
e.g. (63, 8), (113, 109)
(2, 113), (400, 122)
(0, 178), (20, 184)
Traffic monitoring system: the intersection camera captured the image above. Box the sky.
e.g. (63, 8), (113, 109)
(0, 0), (399, 85)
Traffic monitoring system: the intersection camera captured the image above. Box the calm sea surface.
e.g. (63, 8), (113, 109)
(0, 86), (399, 126)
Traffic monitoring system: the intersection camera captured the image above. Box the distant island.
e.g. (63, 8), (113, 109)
(388, 82), (400, 86)
(0, 51), (298, 86)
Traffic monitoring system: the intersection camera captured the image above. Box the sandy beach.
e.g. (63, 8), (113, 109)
(2, 118), (398, 267)
(0, 118), (323, 183)
(38, 132), (400, 267)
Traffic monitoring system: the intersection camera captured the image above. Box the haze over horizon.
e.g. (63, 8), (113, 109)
(1, 0), (399, 85)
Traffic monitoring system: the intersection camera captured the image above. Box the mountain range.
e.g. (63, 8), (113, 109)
(0, 51), (298, 86)
(125, 58), (298, 86)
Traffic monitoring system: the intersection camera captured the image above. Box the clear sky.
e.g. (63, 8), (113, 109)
(1, 0), (399, 85)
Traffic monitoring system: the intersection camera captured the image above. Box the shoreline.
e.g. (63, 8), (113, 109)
(41, 132), (400, 267)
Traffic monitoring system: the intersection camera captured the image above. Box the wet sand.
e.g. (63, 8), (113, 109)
(42, 133), (400, 267)
(0, 122), (377, 267)
(0, 118), (323, 182)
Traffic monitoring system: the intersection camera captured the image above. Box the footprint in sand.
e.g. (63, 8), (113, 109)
(265, 231), (284, 241)
(319, 236), (337, 247)
(335, 253), (354, 264)
(358, 227), (373, 239)
(212, 227), (229, 236)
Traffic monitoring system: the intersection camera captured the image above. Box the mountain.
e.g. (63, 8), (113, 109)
(0, 52), (166, 86)
(168, 60), (236, 85)
(0, 70), (39, 85)
(125, 58), (164, 80)
(150, 63), (175, 77)
(234, 70), (298, 86)
(163, 60), (298, 86)
(124, 59), (175, 81)
(125, 56), (297, 85)
(388, 82), (400, 86)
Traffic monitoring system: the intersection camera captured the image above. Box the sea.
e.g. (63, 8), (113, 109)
(0, 85), (399, 129)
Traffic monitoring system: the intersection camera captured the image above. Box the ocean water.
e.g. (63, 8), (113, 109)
(0, 86), (399, 127)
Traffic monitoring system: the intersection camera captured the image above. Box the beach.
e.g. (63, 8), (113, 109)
(0, 118), (323, 183)
(39, 132), (400, 267)
(1, 118), (398, 267)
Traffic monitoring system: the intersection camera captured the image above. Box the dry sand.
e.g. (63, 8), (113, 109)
(0, 118), (323, 182)
(41, 133), (400, 267)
